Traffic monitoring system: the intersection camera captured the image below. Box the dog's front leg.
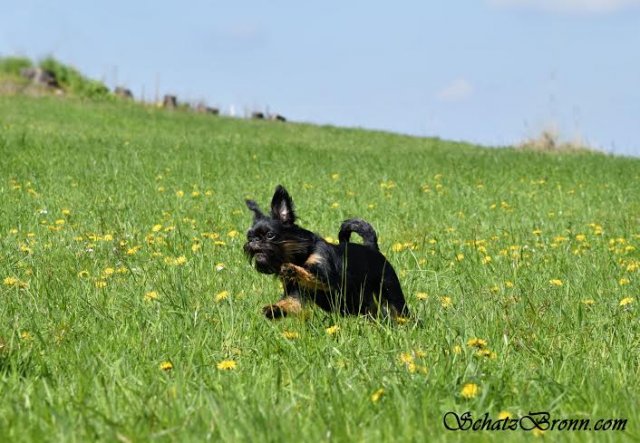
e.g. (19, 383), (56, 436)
(262, 281), (304, 319)
(279, 263), (331, 292)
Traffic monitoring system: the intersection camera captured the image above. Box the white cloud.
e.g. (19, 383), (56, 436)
(488, 0), (640, 14)
(436, 78), (474, 102)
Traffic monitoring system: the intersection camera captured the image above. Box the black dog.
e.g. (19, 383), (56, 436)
(244, 185), (409, 319)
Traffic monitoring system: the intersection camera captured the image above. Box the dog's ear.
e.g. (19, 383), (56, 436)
(246, 199), (266, 223)
(270, 185), (296, 224)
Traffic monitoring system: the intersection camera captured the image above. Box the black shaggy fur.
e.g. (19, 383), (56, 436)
(244, 185), (409, 319)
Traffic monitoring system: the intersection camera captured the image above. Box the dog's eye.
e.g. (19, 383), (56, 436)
(266, 231), (276, 240)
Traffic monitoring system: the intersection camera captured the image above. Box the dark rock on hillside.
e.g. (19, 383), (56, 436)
(194, 103), (219, 115)
(163, 94), (178, 108)
(20, 67), (60, 89)
(114, 86), (134, 99)
(270, 114), (286, 122)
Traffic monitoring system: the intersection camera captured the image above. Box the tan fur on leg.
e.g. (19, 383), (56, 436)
(263, 296), (303, 319)
(280, 263), (330, 292)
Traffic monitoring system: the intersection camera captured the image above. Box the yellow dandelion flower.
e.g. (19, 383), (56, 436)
(176, 190), (185, 198)
(532, 228), (542, 236)
(440, 296), (453, 308)
(460, 383), (480, 399)
(217, 359), (237, 370)
(215, 291), (229, 302)
(127, 245), (141, 255)
(549, 279), (563, 287)
(498, 411), (512, 420)
(325, 325), (340, 335)
(282, 331), (300, 340)
(175, 256), (187, 266)
(476, 349), (497, 359)
(371, 388), (385, 403)
(227, 230), (239, 238)
(160, 361), (173, 371)
(331, 202), (340, 209)
(331, 173), (340, 180)
(103, 267), (115, 277)
(20, 331), (33, 341)
(55, 219), (65, 226)
(144, 291), (159, 301)
(399, 352), (414, 364)
(575, 234), (586, 242)
(619, 278), (631, 286)
(505, 280), (514, 288)
(455, 253), (465, 262)
(103, 234), (113, 241)
(379, 180), (396, 190)
(392, 242), (405, 253)
(215, 263), (225, 271)
(191, 243), (201, 253)
(582, 299), (595, 306)
(61, 208), (71, 216)
(467, 338), (488, 349)
(619, 297), (634, 307)
(3, 276), (19, 286)
(95, 280), (107, 288)
(191, 191), (201, 197)
(152, 224), (163, 232)
(452, 345), (462, 354)
(482, 255), (492, 264)
(532, 428), (546, 437)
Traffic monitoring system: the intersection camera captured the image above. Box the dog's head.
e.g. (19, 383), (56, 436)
(244, 185), (312, 274)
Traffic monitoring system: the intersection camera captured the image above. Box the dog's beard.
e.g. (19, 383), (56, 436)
(244, 242), (283, 274)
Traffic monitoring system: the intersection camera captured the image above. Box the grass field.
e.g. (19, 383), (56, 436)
(1, 95), (639, 442)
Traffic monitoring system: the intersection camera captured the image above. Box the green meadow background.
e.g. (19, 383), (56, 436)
(1, 95), (639, 442)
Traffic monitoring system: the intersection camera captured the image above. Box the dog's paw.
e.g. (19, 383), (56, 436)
(279, 263), (297, 280)
(263, 304), (286, 319)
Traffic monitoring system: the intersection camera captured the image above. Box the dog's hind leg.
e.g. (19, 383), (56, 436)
(381, 268), (410, 318)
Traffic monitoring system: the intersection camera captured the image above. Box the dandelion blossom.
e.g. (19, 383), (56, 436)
(549, 279), (563, 287)
(282, 331), (300, 340)
(144, 291), (159, 301)
(371, 388), (385, 403)
(461, 383), (480, 399)
(217, 359), (237, 370)
(160, 361), (173, 371)
(215, 291), (229, 302)
(466, 338), (488, 349)
(325, 325), (340, 335)
(619, 297), (634, 307)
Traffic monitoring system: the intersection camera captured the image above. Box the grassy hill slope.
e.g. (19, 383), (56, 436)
(1, 96), (639, 442)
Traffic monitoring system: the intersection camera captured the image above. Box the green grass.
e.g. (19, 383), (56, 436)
(1, 95), (639, 442)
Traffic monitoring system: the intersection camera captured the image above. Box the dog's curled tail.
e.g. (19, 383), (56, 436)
(338, 218), (379, 251)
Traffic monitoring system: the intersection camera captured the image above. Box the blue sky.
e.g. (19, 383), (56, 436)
(2, 0), (639, 156)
